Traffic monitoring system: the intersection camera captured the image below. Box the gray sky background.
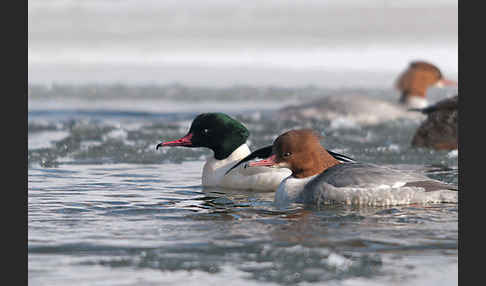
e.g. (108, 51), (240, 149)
(28, 0), (458, 87)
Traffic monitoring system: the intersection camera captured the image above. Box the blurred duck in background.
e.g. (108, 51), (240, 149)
(275, 60), (457, 126)
(395, 61), (457, 109)
(410, 94), (458, 150)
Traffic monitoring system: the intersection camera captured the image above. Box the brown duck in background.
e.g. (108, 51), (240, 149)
(410, 95), (458, 150)
(275, 60), (457, 125)
(395, 61), (457, 109)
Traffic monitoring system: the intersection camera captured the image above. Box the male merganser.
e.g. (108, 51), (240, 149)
(249, 129), (458, 206)
(156, 113), (354, 191)
(276, 61), (457, 125)
(410, 95), (458, 150)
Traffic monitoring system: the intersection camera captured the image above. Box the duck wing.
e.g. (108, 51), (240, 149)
(307, 163), (458, 190)
(403, 180), (458, 192)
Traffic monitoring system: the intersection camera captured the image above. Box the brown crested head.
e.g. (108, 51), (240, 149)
(271, 129), (340, 178)
(395, 61), (446, 100)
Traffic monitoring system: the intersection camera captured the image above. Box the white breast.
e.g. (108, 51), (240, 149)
(274, 175), (318, 207)
(403, 95), (428, 109)
(202, 144), (291, 191)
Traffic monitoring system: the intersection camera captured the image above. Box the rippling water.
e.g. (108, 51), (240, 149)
(28, 84), (458, 285)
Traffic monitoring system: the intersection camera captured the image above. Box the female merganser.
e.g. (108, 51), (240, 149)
(276, 61), (457, 125)
(249, 129), (458, 206)
(410, 95), (458, 150)
(396, 61), (457, 109)
(156, 113), (354, 191)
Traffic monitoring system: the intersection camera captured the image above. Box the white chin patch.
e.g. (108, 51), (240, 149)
(405, 96), (428, 109)
(274, 162), (291, 169)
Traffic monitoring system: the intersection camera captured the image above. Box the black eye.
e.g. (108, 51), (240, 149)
(201, 128), (209, 135)
(283, 152), (291, 157)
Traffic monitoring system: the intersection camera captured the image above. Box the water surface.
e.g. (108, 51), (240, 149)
(28, 84), (458, 285)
